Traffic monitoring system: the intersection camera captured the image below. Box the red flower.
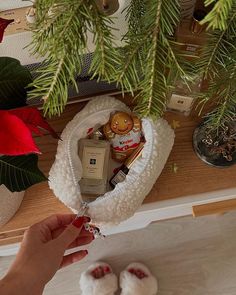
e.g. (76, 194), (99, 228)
(0, 17), (14, 43)
(0, 107), (58, 156)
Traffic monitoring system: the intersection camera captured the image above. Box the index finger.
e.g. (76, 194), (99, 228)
(37, 214), (77, 231)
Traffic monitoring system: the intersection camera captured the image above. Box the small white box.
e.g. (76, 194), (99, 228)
(167, 94), (195, 115)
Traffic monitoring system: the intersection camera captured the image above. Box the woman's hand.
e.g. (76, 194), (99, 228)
(0, 214), (94, 295)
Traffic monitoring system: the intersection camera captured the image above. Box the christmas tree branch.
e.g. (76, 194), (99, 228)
(125, 0), (146, 35)
(199, 6), (236, 79)
(28, 0), (119, 116)
(89, 2), (119, 82)
(201, 0), (234, 30)
(116, 0), (189, 118)
(113, 0), (147, 93)
(144, 0), (162, 114)
(197, 3), (236, 123)
(204, 61), (236, 130)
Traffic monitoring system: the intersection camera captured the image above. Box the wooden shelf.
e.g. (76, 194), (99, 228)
(192, 199), (236, 217)
(148, 111), (236, 203)
(1, 95), (236, 245)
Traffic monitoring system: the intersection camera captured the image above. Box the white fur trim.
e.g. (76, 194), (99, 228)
(49, 96), (175, 226)
(120, 263), (158, 295)
(80, 262), (118, 295)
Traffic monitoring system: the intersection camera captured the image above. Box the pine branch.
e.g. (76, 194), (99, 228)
(135, 40), (168, 118)
(125, 0), (146, 35)
(198, 7), (236, 79)
(138, 0), (163, 117)
(197, 3), (236, 120)
(114, 42), (145, 93)
(201, 0), (234, 30)
(28, 0), (119, 116)
(115, 0), (191, 118)
(163, 38), (195, 82)
(88, 2), (119, 82)
(112, 0), (148, 93)
(205, 90), (236, 131)
(29, 53), (80, 116)
(30, 0), (85, 56)
(203, 61), (236, 130)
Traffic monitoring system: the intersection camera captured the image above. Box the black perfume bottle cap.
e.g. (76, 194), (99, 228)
(109, 142), (145, 188)
(110, 164), (128, 188)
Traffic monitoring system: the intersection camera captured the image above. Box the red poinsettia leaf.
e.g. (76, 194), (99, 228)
(0, 110), (40, 156)
(0, 18), (14, 43)
(9, 107), (60, 139)
(28, 125), (44, 136)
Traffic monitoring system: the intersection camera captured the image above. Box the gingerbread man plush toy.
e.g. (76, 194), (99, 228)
(103, 111), (142, 162)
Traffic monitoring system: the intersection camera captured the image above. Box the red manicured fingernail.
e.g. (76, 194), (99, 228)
(72, 217), (84, 228)
(84, 216), (91, 222)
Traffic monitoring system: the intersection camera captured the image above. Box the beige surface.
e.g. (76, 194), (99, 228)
(0, 7), (30, 35)
(1, 97), (236, 245)
(1, 212), (236, 294)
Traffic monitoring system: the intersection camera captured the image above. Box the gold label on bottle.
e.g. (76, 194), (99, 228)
(82, 147), (106, 180)
(110, 170), (127, 187)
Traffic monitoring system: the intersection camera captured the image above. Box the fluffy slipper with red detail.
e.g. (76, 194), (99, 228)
(120, 262), (158, 295)
(79, 262), (118, 295)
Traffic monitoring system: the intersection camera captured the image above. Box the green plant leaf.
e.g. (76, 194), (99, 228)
(0, 57), (32, 110)
(0, 154), (47, 192)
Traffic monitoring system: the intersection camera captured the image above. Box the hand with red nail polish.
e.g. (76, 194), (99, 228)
(0, 214), (94, 295)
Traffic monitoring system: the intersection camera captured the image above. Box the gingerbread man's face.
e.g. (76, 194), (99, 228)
(110, 112), (134, 135)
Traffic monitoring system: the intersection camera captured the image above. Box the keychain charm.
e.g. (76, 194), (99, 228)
(76, 202), (105, 239)
(84, 223), (105, 239)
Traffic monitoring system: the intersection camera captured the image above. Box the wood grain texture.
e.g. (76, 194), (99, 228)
(148, 111), (236, 203)
(0, 182), (72, 245)
(1, 95), (236, 246)
(192, 199), (236, 217)
(34, 100), (236, 204)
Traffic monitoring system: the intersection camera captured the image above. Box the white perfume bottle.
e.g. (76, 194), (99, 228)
(78, 132), (110, 195)
(167, 75), (202, 116)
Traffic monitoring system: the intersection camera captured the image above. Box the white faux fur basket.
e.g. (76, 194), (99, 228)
(49, 96), (175, 226)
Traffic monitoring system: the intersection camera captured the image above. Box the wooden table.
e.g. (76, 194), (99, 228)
(1, 96), (236, 250)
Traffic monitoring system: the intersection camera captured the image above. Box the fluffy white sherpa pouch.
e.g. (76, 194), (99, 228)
(49, 96), (174, 226)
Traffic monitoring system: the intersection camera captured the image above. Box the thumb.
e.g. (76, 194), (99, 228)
(57, 216), (88, 248)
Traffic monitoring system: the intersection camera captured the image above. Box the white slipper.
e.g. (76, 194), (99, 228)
(79, 262), (118, 295)
(120, 262), (158, 295)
